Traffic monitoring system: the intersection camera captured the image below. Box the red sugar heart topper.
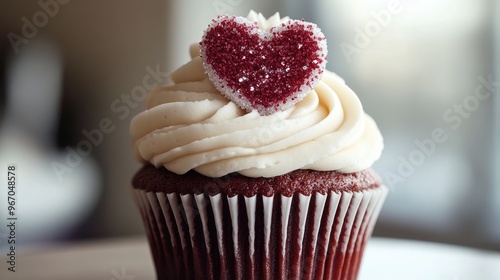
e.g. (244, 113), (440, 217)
(200, 15), (328, 115)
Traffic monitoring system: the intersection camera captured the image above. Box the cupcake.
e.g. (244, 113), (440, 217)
(130, 11), (387, 280)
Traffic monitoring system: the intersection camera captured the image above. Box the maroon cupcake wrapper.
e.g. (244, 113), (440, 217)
(132, 186), (388, 280)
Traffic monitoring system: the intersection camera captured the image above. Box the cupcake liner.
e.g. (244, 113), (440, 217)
(132, 186), (388, 280)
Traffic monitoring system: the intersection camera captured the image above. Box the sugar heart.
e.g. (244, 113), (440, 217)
(200, 15), (327, 115)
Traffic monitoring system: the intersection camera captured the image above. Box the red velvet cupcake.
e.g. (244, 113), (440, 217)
(130, 11), (387, 280)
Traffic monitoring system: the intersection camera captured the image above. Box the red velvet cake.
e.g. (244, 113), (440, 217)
(130, 11), (387, 280)
(132, 166), (385, 279)
(133, 164), (381, 196)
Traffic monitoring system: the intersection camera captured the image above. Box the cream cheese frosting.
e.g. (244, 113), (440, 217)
(130, 12), (383, 178)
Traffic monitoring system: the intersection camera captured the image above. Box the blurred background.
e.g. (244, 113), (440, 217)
(0, 0), (498, 253)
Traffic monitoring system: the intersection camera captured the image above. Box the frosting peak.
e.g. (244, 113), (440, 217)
(247, 11), (289, 32)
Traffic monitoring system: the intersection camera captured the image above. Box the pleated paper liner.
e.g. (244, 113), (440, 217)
(132, 185), (388, 280)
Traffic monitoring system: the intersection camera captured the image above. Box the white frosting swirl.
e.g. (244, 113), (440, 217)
(247, 10), (290, 32)
(130, 12), (383, 178)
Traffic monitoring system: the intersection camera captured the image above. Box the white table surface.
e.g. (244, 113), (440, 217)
(1, 237), (499, 280)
